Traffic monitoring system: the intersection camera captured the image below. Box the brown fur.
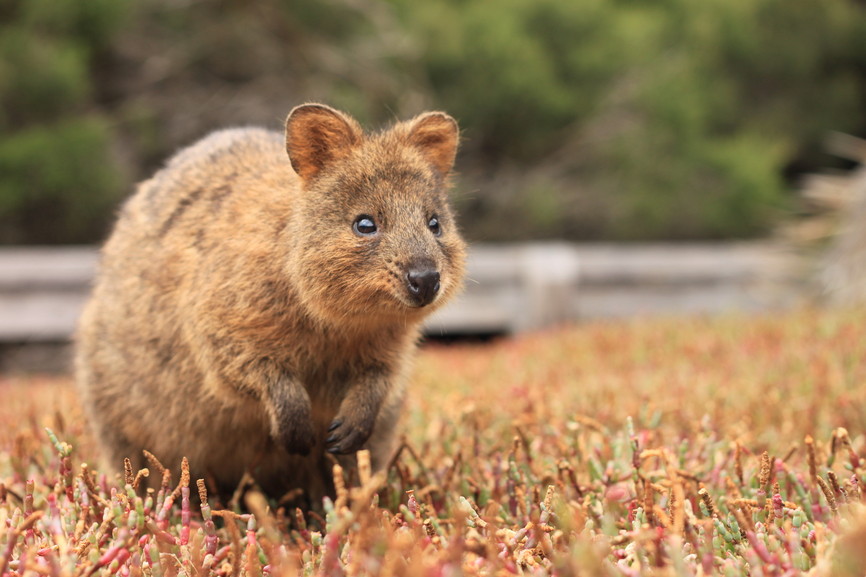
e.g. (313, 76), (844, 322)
(75, 104), (466, 504)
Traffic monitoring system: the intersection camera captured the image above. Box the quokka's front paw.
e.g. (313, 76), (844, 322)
(324, 415), (373, 454)
(277, 421), (317, 456)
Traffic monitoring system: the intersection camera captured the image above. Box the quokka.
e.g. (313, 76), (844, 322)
(75, 103), (467, 504)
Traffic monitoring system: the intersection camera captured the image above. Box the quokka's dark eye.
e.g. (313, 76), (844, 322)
(428, 216), (441, 236)
(353, 215), (378, 236)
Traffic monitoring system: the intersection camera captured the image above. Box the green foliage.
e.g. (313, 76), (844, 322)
(397, 0), (866, 240)
(0, 0), (126, 243)
(396, 0), (623, 161)
(0, 30), (89, 127)
(0, 118), (121, 244)
(1, 0), (865, 243)
(9, 0), (124, 48)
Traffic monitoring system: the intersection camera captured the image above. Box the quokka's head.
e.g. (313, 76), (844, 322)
(284, 103), (467, 327)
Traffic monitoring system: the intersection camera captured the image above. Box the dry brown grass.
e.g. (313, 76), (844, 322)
(2, 307), (866, 575)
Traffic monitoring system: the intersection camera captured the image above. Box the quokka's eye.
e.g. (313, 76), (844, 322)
(428, 216), (441, 236)
(353, 215), (377, 236)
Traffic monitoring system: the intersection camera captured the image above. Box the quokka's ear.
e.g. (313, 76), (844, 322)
(405, 112), (460, 176)
(285, 104), (363, 181)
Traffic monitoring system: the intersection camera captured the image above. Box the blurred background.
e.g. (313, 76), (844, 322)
(3, 0), (866, 245)
(2, 0), (866, 369)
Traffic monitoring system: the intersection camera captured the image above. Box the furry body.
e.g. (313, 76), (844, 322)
(75, 105), (466, 503)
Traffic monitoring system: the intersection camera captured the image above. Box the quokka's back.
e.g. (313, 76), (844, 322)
(75, 104), (466, 504)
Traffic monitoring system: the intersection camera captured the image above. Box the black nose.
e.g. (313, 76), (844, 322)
(406, 268), (440, 307)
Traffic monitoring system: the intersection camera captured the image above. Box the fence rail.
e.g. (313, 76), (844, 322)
(1, 242), (804, 345)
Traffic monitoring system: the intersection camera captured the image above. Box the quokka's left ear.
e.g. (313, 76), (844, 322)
(404, 112), (460, 176)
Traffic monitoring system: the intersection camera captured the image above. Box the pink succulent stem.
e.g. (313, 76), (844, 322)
(180, 487), (191, 546)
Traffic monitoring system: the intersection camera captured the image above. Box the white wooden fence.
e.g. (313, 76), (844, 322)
(0, 242), (803, 347)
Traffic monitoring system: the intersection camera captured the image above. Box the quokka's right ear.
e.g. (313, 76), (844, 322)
(285, 104), (363, 181)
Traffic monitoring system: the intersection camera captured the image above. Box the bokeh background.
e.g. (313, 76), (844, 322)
(5, 5), (866, 573)
(3, 0), (866, 246)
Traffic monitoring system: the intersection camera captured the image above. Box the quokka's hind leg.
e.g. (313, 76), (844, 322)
(364, 387), (406, 474)
(88, 430), (143, 485)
